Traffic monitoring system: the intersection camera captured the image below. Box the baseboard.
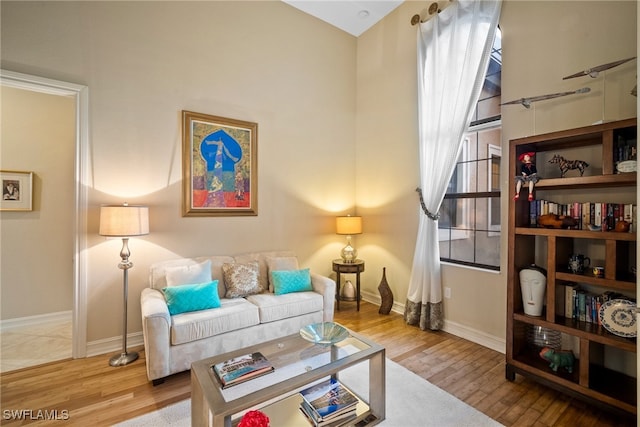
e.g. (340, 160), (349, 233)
(0, 310), (72, 332)
(86, 332), (144, 358)
(442, 320), (506, 354)
(360, 291), (505, 354)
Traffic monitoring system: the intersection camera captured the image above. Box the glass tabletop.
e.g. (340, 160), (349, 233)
(191, 326), (386, 426)
(216, 334), (372, 402)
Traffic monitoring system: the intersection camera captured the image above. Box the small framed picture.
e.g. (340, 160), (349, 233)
(1, 170), (33, 211)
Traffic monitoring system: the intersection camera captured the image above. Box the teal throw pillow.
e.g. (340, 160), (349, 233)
(272, 268), (312, 295)
(162, 281), (221, 315)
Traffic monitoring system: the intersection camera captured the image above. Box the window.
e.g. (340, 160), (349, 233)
(438, 29), (501, 271)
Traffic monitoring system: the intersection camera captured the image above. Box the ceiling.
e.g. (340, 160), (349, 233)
(282, 1), (404, 37)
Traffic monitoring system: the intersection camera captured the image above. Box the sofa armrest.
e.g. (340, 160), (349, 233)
(311, 273), (335, 322)
(140, 287), (172, 381)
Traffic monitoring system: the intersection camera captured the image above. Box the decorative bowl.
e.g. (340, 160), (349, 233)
(526, 325), (561, 350)
(300, 322), (349, 345)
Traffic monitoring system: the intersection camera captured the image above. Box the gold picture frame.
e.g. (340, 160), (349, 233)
(0, 170), (33, 211)
(182, 111), (258, 216)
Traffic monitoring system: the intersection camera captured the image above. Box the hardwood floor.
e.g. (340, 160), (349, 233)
(0, 301), (635, 426)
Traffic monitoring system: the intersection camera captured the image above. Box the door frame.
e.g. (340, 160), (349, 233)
(1, 69), (89, 358)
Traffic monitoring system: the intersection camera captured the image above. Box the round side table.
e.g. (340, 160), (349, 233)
(332, 259), (365, 311)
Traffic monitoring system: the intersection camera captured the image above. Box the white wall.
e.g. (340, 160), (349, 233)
(0, 0), (636, 353)
(0, 86), (75, 319)
(354, 1), (421, 317)
(1, 1), (358, 345)
(355, 0), (636, 347)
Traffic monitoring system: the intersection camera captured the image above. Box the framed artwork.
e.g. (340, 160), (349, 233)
(0, 170), (33, 211)
(182, 111), (258, 216)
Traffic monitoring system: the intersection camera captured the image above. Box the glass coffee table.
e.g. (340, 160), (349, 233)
(191, 327), (385, 427)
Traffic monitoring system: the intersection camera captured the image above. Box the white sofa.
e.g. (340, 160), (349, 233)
(140, 251), (335, 384)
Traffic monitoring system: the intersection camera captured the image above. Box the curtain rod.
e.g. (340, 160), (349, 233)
(411, 1), (451, 26)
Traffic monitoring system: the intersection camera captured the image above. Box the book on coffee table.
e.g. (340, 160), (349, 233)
(299, 404), (357, 427)
(211, 352), (274, 388)
(298, 377), (358, 424)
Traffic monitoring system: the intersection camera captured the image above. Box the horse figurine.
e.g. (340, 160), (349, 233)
(548, 154), (589, 178)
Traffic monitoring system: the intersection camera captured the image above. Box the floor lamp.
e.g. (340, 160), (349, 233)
(99, 203), (149, 367)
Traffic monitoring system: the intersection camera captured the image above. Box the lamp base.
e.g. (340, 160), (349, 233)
(340, 242), (358, 263)
(109, 351), (139, 367)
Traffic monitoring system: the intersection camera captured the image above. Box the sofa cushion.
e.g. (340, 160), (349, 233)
(170, 298), (260, 345)
(266, 256), (299, 292)
(222, 261), (263, 298)
(165, 259), (212, 287)
(272, 268), (312, 295)
(149, 256), (234, 299)
(206, 256), (235, 298)
(234, 251), (296, 294)
(162, 281), (221, 315)
(246, 291), (323, 323)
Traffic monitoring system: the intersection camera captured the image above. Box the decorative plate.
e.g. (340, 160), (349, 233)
(616, 160), (637, 173)
(300, 322), (349, 345)
(598, 299), (637, 338)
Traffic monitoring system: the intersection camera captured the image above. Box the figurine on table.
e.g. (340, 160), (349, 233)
(514, 152), (538, 201)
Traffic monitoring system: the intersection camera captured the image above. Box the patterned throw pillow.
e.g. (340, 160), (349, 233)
(222, 261), (263, 298)
(162, 281), (221, 315)
(271, 268), (312, 295)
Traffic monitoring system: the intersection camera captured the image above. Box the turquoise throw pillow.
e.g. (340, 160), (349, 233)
(272, 268), (312, 295)
(162, 281), (221, 315)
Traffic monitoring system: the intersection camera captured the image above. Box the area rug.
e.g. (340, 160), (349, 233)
(116, 359), (503, 426)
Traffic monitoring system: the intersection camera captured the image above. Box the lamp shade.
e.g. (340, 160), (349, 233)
(99, 205), (149, 237)
(336, 216), (362, 235)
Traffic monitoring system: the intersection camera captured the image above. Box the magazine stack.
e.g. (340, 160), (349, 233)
(298, 377), (359, 426)
(211, 352), (274, 389)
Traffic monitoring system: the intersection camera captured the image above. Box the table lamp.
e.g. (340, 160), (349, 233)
(336, 215), (362, 263)
(99, 203), (149, 366)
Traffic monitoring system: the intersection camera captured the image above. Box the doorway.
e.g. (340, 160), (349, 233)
(0, 70), (89, 366)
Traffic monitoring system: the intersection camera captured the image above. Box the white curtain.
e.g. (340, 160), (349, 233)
(404, 0), (502, 330)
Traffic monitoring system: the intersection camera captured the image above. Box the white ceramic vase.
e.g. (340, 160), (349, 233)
(519, 265), (547, 316)
(341, 280), (356, 301)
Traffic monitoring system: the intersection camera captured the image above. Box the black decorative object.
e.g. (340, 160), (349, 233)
(548, 154), (589, 178)
(378, 267), (393, 315)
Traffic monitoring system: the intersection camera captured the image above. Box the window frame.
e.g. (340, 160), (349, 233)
(437, 27), (502, 272)
(438, 119), (502, 271)
(487, 142), (502, 237)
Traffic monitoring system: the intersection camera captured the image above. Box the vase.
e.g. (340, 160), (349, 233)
(378, 267), (393, 315)
(519, 264), (546, 316)
(341, 280), (356, 301)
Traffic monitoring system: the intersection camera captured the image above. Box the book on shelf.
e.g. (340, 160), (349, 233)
(571, 202), (581, 227)
(614, 134), (637, 165)
(298, 377), (359, 424)
(211, 352), (274, 389)
(530, 198), (636, 231)
(594, 203), (602, 228)
(577, 290), (587, 322)
(581, 202), (590, 230)
(563, 287), (633, 326)
(563, 283), (578, 319)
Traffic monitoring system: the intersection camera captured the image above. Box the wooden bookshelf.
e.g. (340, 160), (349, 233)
(506, 118), (637, 416)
